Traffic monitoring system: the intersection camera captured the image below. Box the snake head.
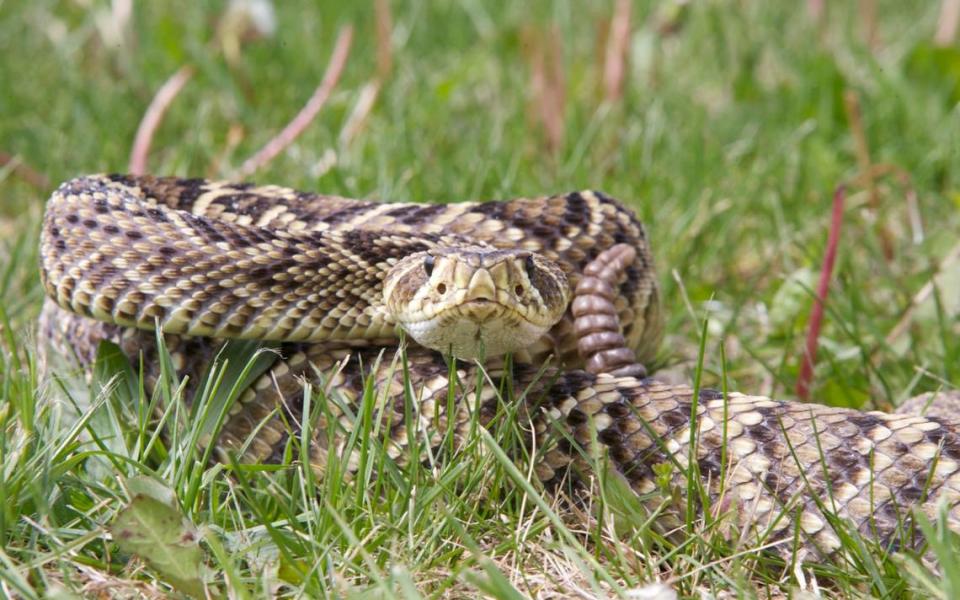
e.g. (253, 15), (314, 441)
(383, 247), (570, 360)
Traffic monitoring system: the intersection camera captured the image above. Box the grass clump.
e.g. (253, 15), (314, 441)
(2, 0), (960, 597)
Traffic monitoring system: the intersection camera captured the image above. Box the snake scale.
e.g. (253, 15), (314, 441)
(38, 174), (960, 564)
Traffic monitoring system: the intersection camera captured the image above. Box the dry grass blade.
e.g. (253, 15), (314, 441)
(375, 0), (393, 79)
(128, 66), (195, 175)
(340, 81), (381, 145)
(523, 26), (566, 155)
(852, 162), (924, 244)
(340, 0), (393, 146)
(884, 241), (960, 349)
(843, 89), (894, 261)
(237, 26), (354, 178)
(0, 152), (49, 189)
(94, 0), (132, 49)
(859, 0), (878, 50)
(207, 123), (246, 178)
(217, 0), (277, 67)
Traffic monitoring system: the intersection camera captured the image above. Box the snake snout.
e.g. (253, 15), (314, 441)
(464, 268), (496, 303)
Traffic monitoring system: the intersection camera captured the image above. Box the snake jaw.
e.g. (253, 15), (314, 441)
(401, 305), (547, 360)
(383, 248), (570, 359)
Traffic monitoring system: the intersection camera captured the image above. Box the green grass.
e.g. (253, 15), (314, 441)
(2, 0), (960, 597)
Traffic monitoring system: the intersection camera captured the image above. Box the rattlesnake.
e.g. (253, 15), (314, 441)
(38, 174), (960, 563)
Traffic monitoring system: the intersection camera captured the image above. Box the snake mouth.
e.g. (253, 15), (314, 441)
(400, 302), (549, 359)
(454, 298), (522, 324)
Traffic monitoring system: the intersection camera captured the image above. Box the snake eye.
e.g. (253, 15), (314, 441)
(524, 255), (536, 277)
(423, 254), (435, 277)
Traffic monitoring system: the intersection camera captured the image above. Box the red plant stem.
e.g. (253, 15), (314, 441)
(237, 26), (353, 179)
(807, 0), (825, 22)
(128, 65), (195, 175)
(936, 0), (960, 46)
(603, 0), (631, 104)
(796, 185), (845, 400)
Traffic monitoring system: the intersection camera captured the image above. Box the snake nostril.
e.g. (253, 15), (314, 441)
(436, 283), (447, 294)
(514, 285), (524, 296)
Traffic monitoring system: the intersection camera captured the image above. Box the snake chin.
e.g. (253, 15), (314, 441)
(400, 305), (548, 360)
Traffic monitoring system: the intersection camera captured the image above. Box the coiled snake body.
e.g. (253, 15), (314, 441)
(39, 175), (960, 563)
